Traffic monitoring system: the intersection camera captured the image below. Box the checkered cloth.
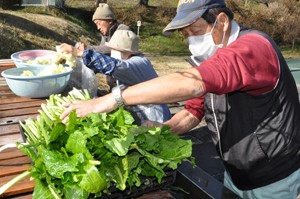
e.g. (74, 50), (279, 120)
(82, 49), (120, 75)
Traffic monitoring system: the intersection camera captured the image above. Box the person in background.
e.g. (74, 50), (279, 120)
(88, 3), (130, 55)
(59, 29), (171, 125)
(60, 0), (300, 198)
(87, 3), (131, 89)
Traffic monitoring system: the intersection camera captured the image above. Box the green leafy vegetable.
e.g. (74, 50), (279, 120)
(0, 88), (193, 198)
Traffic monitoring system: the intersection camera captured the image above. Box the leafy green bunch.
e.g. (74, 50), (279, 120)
(8, 88), (193, 199)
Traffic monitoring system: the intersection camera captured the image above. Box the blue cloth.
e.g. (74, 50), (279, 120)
(82, 49), (120, 75)
(81, 50), (172, 124)
(224, 168), (300, 199)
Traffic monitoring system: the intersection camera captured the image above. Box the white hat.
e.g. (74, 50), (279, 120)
(105, 30), (140, 54)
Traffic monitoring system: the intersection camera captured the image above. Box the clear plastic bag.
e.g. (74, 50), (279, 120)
(64, 58), (99, 98)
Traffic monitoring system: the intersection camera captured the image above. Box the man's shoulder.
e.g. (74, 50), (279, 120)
(238, 28), (270, 41)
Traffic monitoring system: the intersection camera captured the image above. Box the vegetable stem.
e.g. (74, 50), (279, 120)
(0, 170), (31, 195)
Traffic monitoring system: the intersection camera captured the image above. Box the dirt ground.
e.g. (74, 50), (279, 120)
(96, 54), (191, 93)
(147, 54), (192, 76)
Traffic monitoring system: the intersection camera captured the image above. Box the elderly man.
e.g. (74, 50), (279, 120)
(88, 3), (130, 55)
(87, 3), (131, 90)
(61, 0), (300, 198)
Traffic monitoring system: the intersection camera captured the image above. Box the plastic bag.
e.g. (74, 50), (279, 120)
(64, 58), (99, 98)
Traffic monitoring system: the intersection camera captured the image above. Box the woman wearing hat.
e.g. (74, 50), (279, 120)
(59, 29), (171, 125)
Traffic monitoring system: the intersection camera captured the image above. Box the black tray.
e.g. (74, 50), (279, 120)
(100, 169), (176, 199)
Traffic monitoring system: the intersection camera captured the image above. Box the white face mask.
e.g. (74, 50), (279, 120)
(110, 50), (122, 59)
(188, 19), (225, 62)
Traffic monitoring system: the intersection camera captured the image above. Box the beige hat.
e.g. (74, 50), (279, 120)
(105, 30), (140, 54)
(92, 3), (115, 21)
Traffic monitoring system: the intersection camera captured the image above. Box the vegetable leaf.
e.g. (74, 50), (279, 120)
(79, 165), (106, 193)
(41, 146), (79, 179)
(0, 88), (193, 198)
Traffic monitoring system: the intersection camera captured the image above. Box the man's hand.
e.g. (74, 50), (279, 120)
(59, 43), (86, 57)
(60, 93), (119, 123)
(141, 120), (165, 128)
(164, 109), (200, 134)
(60, 99), (94, 123)
(58, 43), (73, 54)
(141, 110), (200, 135)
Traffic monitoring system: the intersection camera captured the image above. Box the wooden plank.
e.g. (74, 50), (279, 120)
(0, 83), (8, 87)
(0, 86), (13, 91)
(0, 97), (44, 105)
(0, 95), (25, 101)
(0, 133), (24, 147)
(0, 156), (31, 165)
(0, 166), (31, 178)
(0, 93), (16, 99)
(0, 149), (27, 161)
(1, 107), (41, 118)
(0, 60), (35, 198)
(0, 147), (20, 153)
(6, 194), (33, 199)
(0, 59), (15, 65)
(0, 147), (23, 154)
(0, 83), (7, 87)
(0, 175), (34, 197)
(0, 90), (15, 96)
(0, 174), (33, 187)
(0, 114), (38, 126)
(0, 60), (15, 68)
(0, 124), (20, 136)
(0, 101), (44, 111)
(0, 85), (13, 92)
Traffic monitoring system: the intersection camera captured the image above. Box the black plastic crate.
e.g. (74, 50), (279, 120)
(100, 169), (176, 199)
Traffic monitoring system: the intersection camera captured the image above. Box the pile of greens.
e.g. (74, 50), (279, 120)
(1, 88), (193, 199)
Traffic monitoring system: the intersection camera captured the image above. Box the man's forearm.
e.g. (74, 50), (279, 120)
(87, 45), (111, 55)
(121, 67), (205, 106)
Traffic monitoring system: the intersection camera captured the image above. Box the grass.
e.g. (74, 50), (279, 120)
(0, 1), (184, 58)
(0, 0), (299, 59)
(0, 9), (100, 58)
(141, 32), (189, 55)
(280, 46), (300, 59)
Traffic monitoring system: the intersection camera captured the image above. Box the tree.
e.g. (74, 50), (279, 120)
(230, 0), (300, 51)
(94, 0), (107, 7)
(278, 0), (300, 52)
(0, 0), (21, 9)
(138, 0), (149, 7)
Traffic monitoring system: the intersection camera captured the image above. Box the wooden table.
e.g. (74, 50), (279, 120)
(0, 59), (45, 199)
(0, 60), (233, 199)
